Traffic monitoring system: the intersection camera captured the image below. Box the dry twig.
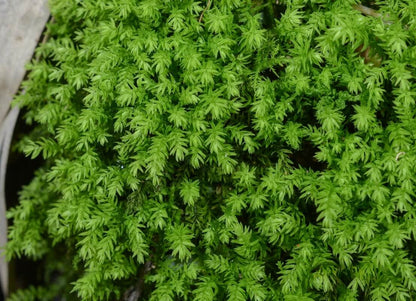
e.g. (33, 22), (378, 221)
(199, 0), (212, 23)
(122, 261), (154, 301)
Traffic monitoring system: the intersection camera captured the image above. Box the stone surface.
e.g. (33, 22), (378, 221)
(0, 0), (49, 297)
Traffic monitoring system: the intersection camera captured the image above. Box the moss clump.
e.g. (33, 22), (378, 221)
(7, 0), (416, 300)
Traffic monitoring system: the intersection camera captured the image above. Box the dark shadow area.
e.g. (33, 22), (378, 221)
(290, 140), (327, 171)
(0, 282), (4, 301)
(5, 108), (44, 296)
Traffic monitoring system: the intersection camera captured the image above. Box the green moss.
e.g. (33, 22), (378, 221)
(7, 0), (416, 300)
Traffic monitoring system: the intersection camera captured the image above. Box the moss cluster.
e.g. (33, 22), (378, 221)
(7, 0), (416, 300)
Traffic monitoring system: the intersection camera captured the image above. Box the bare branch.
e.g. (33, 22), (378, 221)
(353, 4), (393, 25)
(199, 0), (212, 23)
(122, 261), (154, 301)
(353, 4), (381, 18)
